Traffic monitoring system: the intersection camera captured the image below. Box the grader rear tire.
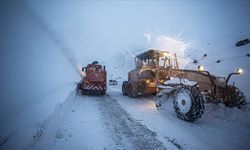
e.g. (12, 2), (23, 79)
(173, 85), (205, 122)
(224, 86), (247, 108)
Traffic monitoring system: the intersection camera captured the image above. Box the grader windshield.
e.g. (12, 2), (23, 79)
(135, 50), (179, 69)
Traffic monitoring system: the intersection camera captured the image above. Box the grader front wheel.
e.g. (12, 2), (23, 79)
(122, 81), (129, 95)
(173, 85), (205, 122)
(127, 83), (139, 98)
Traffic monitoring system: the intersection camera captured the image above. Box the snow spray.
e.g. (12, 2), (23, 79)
(20, 1), (83, 77)
(144, 32), (192, 68)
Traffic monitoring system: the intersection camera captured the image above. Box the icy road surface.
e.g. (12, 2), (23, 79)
(28, 86), (250, 150)
(32, 90), (166, 150)
(2, 86), (249, 150)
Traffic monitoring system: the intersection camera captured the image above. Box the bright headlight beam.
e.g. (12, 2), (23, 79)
(198, 66), (204, 72)
(163, 52), (168, 57)
(237, 68), (243, 74)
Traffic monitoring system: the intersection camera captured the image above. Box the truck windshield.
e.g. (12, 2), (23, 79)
(88, 65), (102, 71)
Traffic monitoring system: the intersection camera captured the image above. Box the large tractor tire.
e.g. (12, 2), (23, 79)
(122, 81), (129, 95)
(173, 85), (205, 122)
(127, 83), (139, 98)
(224, 86), (247, 108)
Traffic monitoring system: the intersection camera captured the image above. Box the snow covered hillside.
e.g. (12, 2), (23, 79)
(186, 32), (250, 100)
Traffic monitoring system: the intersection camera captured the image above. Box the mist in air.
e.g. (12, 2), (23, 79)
(0, 0), (250, 127)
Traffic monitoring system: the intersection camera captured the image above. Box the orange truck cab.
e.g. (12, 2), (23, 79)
(77, 61), (107, 95)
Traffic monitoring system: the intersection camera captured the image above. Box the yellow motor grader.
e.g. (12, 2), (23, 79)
(122, 49), (247, 122)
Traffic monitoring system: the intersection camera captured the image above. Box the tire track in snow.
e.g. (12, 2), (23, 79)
(164, 136), (184, 150)
(110, 90), (188, 150)
(99, 95), (166, 150)
(30, 90), (166, 149)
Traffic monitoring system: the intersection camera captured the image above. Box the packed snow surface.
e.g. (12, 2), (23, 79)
(1, 85), (250, 150)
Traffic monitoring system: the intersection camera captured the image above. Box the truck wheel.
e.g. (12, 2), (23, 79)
(224, 86), (247, 108)
(128, 83), (139, 98)
(82, 89), (87, 95)
(76, 84), (81, 95)
(173, 85), (205, 122)
(122, 81), (129, 95)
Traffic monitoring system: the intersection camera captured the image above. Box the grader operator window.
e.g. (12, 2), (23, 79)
(135, 50), (179, 69)
(159, 55), (176, 68)
(159, 56), (169, 67)
(135, 55), (170, 69)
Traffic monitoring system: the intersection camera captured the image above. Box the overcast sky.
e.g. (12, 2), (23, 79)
(26, 0), (250, 62)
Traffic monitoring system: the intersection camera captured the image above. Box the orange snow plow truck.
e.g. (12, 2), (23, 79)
(77, 61), (107, 95)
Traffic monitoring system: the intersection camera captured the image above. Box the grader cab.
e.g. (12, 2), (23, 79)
(122, 50), (179, 97)
(122, 49), (247, 122)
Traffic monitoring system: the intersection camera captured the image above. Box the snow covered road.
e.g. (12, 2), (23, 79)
(31, 90), (166, 150)
(111, 88), (250, 150)
(99, 95), (165, 150)
(32, 93), (111, 150)
(4, 86), (248, 150)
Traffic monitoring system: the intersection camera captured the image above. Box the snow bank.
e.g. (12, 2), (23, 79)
(0, 84), (75, 150)
(203, 103), (250, 127)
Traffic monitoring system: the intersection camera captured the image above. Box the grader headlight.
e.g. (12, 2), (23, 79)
(237, 68), (243, 74)
(160, 80), (165, 83)
(197, 66), (204, 72)
(226, 68), (244, 85)
(163, 52), (168, 57)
